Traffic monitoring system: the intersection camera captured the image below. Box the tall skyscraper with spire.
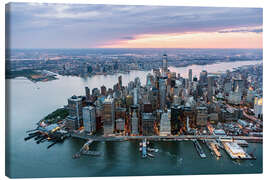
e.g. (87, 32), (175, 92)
(162, 54), (168, 77)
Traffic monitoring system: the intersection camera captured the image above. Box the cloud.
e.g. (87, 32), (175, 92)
(121, 36), (135, 40)
(6, 3), (263, 48)
(218, 28), (262, 34)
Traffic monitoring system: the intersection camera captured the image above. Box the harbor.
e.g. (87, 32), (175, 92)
(69, 136), (257, 161)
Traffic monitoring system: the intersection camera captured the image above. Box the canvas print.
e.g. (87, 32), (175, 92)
(5, 2), (263, 178)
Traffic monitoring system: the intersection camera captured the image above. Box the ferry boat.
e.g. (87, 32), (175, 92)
(140, 139), (147, 158)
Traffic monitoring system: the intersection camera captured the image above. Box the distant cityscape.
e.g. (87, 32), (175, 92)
(6, 48), (262, 81)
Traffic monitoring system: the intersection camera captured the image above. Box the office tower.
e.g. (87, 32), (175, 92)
(101, 85), (107, 96)
(92, 88), (100, 97)
(82, 106), (96, 134)
(160, 112), (171, 136)
(228, 91), (242, 105)
(66, 95), (83, 130)
(199, 70), (208, 85)
(196, 106), (208, 126)
(115, 118), (125, 132)
(254, 96), (263, 118)
(162, 54), (168, 77)
(85, 86), (90, 101)
(149, 87), (159, 111)
(207, 75), (215, 102)
(153, 68), (161, 78)
(95, 104), (103, 130)
(131, 110), (139, 135)
(126, 95), (133, 108)
(224, 81), (232, 94)
(134, 77), (141, 88)
(193, 76), (198, 82)
(246, 89), (255, 103)
(159, 78), (166, 110)
(146, 73), (153, 90)
(233, 79), (244, 95)
(128, 81), (135, 92)
(142, 113), (155, 136)
(118, 75), (122, 89)
(103, 96), (115, 135)
(171, 105), (182, 134)
(115, 107), (126, 120)
(188, 69), (192, 82)
(133, 88), (138, 105)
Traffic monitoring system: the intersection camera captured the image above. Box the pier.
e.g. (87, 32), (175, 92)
(206, 140), (221, 157)
(193, 140), (206, 158)
(222, 141), (256, 160)
(73, 139), (100, 159)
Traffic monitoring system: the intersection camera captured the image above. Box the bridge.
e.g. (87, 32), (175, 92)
(71, 133), (262, 142)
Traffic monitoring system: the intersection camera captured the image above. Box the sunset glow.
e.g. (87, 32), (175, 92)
(101, 29), (262, 49)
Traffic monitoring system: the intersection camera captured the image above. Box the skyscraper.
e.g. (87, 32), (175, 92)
(171, 105), (182, 135)
(142, 113), (155, 136)
(131, 110), (139, 135)
(103, 96), (115, 135)
(101, 85), (107, 96)
(254, 96), (263, 119)
(133, 88), (138, 105)
(66, 95), (83, 130)
(85, 86), (90, 101)
(188, 69), (192, 82)
(233, 79), (244, 95)
(162, 54), (168, 77)
(82, 106), (96, 134)
(199, 70), (208, 85)
(146, 73), (153, 90)
(159, 78), (166, 110)
(160, 112), (171, 136)
(207, 75), (215, 102)
(118, 75), (122, 90)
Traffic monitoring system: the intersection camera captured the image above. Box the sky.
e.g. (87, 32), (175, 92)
(6, 3), (263, 49)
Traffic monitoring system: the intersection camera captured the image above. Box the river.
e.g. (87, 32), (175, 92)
(5, 60), (262, 178)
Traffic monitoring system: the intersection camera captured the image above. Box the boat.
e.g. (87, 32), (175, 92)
(147, 153), (155, 158)
(147, 148), (159, 153)
(141, 139), (147, 158)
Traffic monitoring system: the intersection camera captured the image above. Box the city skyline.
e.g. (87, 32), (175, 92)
(6, 3), (262, 49)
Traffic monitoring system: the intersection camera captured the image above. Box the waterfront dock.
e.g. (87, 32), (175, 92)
(233, 140), (248, 147)
(206, 140), (221, 157)
(222, 141), (255, 160)
(73, 139), (100, 159)
(71, 133), (263, 143)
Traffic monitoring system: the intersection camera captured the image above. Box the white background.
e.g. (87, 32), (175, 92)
(0, 0), (268, 180)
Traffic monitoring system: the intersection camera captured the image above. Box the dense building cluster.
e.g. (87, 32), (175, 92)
(64, 54), (263, 137)
(7, 49), (262, 78)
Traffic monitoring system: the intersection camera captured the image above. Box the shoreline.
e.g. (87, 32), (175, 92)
(6, 59), (262, 81)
